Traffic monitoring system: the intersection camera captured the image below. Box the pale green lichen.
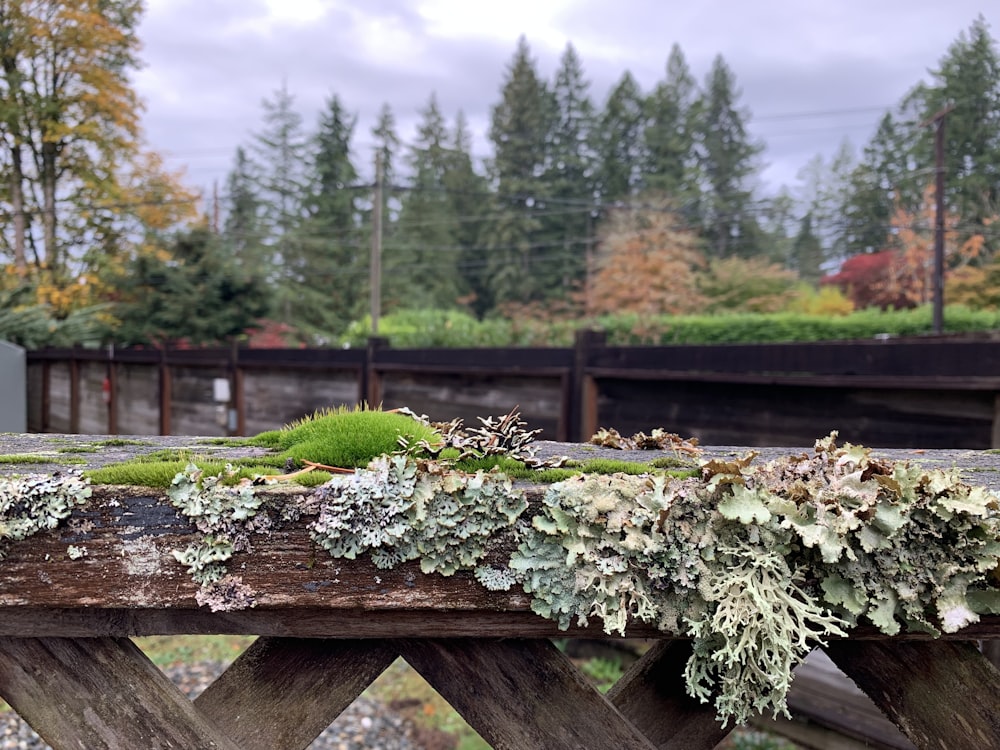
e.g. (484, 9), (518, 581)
(164, 430), (1000, 727)
(507, 433), (1000, 725)
(167, 463), (272, 608)
(0, 471), (92, 559)
(307, 454), (526, 576)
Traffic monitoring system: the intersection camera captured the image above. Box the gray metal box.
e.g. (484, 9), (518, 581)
(0, 340), (26, 432)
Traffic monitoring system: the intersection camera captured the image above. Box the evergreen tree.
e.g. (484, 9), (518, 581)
(113, 227), (271, 347)
(221, 147), (265, 263)
(795, 140), (856, 264)
(484, 36), (553, 308)
(293, 94), (364, 337)
(540, 43), (597, 294)
(386, 94), (465, 311)
(791, 212), (824, 283)
(446, 111), (491, 313)
(690, 55), (764, 258)
(915, 16), (1000, 250)
(643, 43), (698, 202)
(841, 113), (915, 255)
(594, 71), (646, 203)
(250, 82), (313, 334)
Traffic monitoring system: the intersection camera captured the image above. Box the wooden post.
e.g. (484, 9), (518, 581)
(606, 641), (732, 750)
(68, 354), (80, 434)
(825, 639), (1000, 749)
(370, 152), (383, 337)
(364, 336), (388, 408)
(40, 360), (50, 433)
(158, 349), (172, 436)
(106, 348), (118, 436)
(0, 637), (241, 750)
(400, 638), (657, 750)
(570, 329), (604, 442)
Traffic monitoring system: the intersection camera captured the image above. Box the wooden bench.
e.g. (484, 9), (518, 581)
(2, 434), (1000, 749)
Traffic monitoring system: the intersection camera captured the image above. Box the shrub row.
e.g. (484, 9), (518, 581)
(341, 306), (1000, 349)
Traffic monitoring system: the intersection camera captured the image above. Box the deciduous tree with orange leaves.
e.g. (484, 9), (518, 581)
(586, 198), (706, 316)
(0, 0), (198, 317)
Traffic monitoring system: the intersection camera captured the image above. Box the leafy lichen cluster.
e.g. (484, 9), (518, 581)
(161, 429), (1000, 726)
(167, 464), (272, 611)
(307, 454), (527, 578)
(0, 471), (92, 559)
(509, 433), (1000, 723)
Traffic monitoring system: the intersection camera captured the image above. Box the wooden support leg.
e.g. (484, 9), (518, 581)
(825, 640), (1000, 749)
(400, 638), (657, 750)
(606, 640), (732, 750)
(0, 637), (240, 750)
(194, 637), (398, 750)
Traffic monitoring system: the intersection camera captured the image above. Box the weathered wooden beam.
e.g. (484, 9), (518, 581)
(825, 640), (1000, 749)
(0, 636), (241, 750)
(605, 640), (732, 750)
(194, 637), (397, 749)
(399, 638), (657, 750)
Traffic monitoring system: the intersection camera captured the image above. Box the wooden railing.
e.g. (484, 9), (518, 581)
(2, 436), (1000, 749)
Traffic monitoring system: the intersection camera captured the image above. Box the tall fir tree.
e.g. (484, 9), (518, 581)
(294, 93), (364, 337)
(914, 15), (1000, 251)
(841, 112), (915, 255)
(222, 146), (265, 264)
(386, 93), (465, 311)
(593, 71), (646, 203)
(791, 212), (824, 283)
(250, 81), (312, 332)
(690, 55), (764, 258)
(446, 111), (491, 313)
(643, 43), (698, 203)
(484, 36), (553, 308)
(540, 43), (597, 294)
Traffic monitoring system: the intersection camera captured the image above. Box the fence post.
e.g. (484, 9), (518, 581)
(569, 329), (605, 442)
(363, 337), (388, 408)
(106, 345), (118, 435)
(159, 349), (172, 436)
(69, 351), (80, 434)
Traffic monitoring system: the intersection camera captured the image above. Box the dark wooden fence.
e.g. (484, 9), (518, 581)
(26, 332), (1000, 448)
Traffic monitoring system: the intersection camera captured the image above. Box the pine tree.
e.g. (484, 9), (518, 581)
(691, 55), (765, 258)
(593, 71), (646, 203)
(644, 43), (698, 202)
(484, 36), (553, 308)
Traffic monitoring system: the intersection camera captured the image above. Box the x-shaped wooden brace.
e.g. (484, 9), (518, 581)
(0, 637), (998, 749)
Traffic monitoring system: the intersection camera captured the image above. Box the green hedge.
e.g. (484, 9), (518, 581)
(341, 306), (1000, 349)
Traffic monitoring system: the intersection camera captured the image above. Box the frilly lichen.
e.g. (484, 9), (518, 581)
(508, 433), (1000, 724)
(306, 454), (527, 576)
(167, 463), (272, 611)
(0, 471), (92, 559)
(164, 432), (1000, 727)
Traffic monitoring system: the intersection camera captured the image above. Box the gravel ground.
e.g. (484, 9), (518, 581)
(0, 660), (423, 749)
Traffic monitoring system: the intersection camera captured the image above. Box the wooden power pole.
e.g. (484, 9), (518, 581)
(370, 152), (384, 336)
(923, 104), (954, 334)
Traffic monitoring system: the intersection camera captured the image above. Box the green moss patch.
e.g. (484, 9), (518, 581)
(247, 406), (440, 469)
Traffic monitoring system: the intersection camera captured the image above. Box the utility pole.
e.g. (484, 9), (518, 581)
(922, 104), (954, 334)
(370, 152), (384, 336)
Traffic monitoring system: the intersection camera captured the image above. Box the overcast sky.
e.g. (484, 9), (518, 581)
(132, 0), (999, 206)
